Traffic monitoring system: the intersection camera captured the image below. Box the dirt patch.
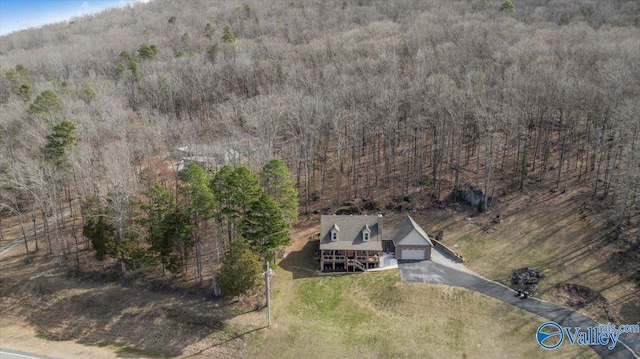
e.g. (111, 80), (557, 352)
(278, 216), (321, 277)
(555, 283), (617, 323)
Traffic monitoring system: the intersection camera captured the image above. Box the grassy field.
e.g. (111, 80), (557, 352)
(1, 235), (597, 359)
(245, 268), (596, 359)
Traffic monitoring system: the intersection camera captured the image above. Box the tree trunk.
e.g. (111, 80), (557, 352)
(41, 208), (52, 254)
(531, 112), (544, 173)
(51, 183), (63, 257)
(614, 134), (637, 239)
(67, 183), (74, 219)
(72, 168), (86, 251)
(194, 208), (203, 286)
(117, 213), (125, 274)
(609, 143), (623, 206)
(211, 271), (221, 296)
(19, 215), (31, 263)
(303, 141), (311, 215)
(320, 133), (329, 196)
(601, 125), (615, 200)
(563, 120), (575, 192)
(58, 187), (66, 230)
(555, 110), (566, 189)
(483, 129), (495, 213)
(384, 135), (391, 189)
(594, 127), (604, 197)
(72, 220), (80, 269)
(227, 220), (233, 244)
(541, 122), (552, 181)
(519, 133), (528, 191)
(31, 212), (38, 251)
(431, 124), (441, 204)
(336, 144), (343, 206)
(373, 136), (380, 191)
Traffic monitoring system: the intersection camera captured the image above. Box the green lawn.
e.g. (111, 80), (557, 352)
(245, 268), (596, 359)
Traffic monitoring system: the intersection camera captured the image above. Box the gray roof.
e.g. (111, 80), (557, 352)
(320, 215), (383, 251)
(391, 216), (433, 247)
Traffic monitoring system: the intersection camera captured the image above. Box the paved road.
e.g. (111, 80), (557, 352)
(0, 349), (51, 359)
(399, 260), (640, 359)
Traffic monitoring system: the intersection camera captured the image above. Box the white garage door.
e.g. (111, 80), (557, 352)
(402, 248), (425, 260)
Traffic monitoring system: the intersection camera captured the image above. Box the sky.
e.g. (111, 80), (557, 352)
(0, 0), (151, 36)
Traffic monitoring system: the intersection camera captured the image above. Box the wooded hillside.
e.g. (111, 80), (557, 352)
(1, 0), (639, 281)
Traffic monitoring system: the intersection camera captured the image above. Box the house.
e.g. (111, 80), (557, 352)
(169, 144), (241, 172)
(319, 214), (432, 272)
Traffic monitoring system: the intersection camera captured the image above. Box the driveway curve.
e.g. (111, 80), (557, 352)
(399, 260), (640, 359)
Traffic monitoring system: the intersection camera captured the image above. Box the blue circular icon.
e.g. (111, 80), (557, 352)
(537, 321), (564, 349)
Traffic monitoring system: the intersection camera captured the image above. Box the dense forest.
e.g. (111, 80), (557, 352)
(1, 0), (639, 289)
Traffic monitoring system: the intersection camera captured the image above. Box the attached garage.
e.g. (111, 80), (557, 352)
(392, 216), (433, 261)
(400, 248), (426, 260)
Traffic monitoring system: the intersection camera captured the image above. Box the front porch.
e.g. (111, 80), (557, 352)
(321, 249), (381, 272)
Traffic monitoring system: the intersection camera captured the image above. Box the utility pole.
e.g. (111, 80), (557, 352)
(264, 258), (271, 327)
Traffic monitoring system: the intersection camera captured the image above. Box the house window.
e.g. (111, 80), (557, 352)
(330, 223), (339, 242)
(362, 224), (371, 242)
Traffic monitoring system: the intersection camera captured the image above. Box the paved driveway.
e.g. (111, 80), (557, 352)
(398, 260), (640, 359)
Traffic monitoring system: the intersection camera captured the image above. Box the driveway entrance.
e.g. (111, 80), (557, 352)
(398, 260), (640, 359)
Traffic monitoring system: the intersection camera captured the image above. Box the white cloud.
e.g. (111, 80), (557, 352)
(81, 1), (89, 8)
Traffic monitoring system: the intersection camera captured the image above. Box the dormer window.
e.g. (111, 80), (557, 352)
(362, 224), (371, 242)
(330, 224), (339, 242)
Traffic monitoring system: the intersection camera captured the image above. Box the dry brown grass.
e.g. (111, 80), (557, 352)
(403, 182), (640, 325)
(0, 242), (265, 359)
(245, 267), (596, 359)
